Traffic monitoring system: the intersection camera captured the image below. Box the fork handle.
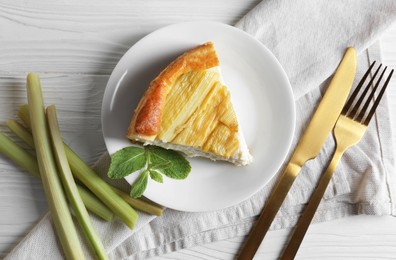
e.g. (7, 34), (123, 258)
(280, 147), (346, 260)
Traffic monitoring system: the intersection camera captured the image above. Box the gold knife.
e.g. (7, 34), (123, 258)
(237, 47), (357, 260)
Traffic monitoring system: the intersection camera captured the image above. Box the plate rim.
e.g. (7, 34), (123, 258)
(101, 21), (296, 212)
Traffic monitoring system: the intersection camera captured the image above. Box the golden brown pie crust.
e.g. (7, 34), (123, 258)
(127, 42), (220, 138)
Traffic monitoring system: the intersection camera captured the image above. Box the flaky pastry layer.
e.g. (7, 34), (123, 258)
(127, 42), (219, 138)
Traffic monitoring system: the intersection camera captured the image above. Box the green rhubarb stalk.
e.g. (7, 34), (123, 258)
(65, 142), (139, 228)
(77, 185), (114, 222)
(19, 103), (138, 228)
(27, 73), (85, 259)
(111, 187), (163, 216)
(6, 120), (35, 147)
(18, 104), (163, 217)
(0, 131), (40, 178)
(6, 120), (114, 222)
(47, 105), (108, 260)
(18, 104), (30, 128)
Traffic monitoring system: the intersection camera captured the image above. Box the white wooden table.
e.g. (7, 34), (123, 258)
(1, 1), (396, 259)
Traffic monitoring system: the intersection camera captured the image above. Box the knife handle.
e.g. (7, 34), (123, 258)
(280, 148), (344, 260)
(237, 161), (302, 260)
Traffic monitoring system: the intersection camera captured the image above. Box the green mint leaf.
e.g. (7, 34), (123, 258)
(130, 170), (149, 198)
(146, 146), (191, 179)
(108, 144), (191, 199)
(108, 146), (146, 179)
(149, 161), (172, 171)
(149, 169), (163, 183)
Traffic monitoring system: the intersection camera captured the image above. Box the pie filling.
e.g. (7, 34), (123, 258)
(150, 67), (240, 159)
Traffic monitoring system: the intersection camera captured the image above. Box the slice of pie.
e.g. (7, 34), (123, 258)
(127, 42), (252, 166)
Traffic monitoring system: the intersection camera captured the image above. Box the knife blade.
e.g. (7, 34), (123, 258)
(237, 47), (357, 260)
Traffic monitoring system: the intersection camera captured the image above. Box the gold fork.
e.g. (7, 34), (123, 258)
(281, 62), (394, 260)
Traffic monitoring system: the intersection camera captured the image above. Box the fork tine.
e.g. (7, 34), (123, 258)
(363, 69), (394, 125)
(342, 61), (376, 115)
(346, 63), (382, 118)
(356, 66), (388, 123)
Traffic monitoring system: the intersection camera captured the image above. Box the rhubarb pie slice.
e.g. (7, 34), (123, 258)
(127, 42), (252, 166)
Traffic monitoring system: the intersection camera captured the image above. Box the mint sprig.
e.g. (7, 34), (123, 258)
(108, 145), (191, 198)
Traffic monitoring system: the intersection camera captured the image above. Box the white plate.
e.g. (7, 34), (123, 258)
(101, 21), (295, 212)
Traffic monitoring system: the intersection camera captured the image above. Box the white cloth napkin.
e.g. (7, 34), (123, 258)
(6, 0), (396, 259)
